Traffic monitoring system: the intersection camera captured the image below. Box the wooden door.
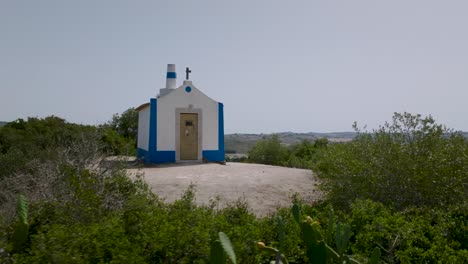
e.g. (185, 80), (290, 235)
(180, 113), (198, 160)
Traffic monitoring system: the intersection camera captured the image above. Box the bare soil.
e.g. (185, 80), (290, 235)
(128, 162), (322, 216)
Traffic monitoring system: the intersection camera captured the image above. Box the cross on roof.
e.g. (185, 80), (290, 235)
(185, 67), (191, 80)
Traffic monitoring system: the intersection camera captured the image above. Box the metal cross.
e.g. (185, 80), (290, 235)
(185, 67), (191, 80)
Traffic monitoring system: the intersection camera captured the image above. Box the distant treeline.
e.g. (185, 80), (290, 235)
(225, 132), (355, 154)
(0, 108), (138, 158)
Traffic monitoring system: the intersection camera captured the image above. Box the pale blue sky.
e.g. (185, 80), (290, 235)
(1, 1), (467, 133)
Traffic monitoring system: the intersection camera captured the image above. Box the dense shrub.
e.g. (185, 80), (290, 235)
(315, 112), (468, 211)
(100, 128), (135, 155)
(0, 116), (98, 179)
(284, 138), (328, 169)
(247, 135), (328, 169)
(101, 107), (138, 155)
(0, 117), (106, 222)
(248, 135), (290, 166)
(347, 199), (468, 263)
(2, 186), (300, 263)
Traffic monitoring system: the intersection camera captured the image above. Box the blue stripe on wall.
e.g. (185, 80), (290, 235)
(149, 99), (157, 152)
(146, 98), (176, 163)
(166, 72), (177, 78)
(218, 102), (225, 155)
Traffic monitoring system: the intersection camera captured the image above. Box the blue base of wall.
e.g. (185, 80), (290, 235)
(137, 148), (176, 163)
(202, 150), (225, 162)
(151, 150), (175, 163)
(137, 148), (148, 160)
(138, 148), (225, 163)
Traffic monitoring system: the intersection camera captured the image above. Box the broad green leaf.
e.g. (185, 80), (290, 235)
(307, 240), (327, 264)
(219, 232), (236, 264)
(292, 203), (301, 225)
(369, 247), (381, 264)
(210, 240), (226, 264)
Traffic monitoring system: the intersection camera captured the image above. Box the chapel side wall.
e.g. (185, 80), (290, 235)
(137, 106), (150, 151)
(202, 103), (218, 150)
(157, 86), (219, 151)
(156, 100), (175, 151)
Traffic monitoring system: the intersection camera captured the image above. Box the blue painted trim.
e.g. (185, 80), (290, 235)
(166, 72), (176, 78)
(149, 99), (157, 152)
(219, 102), (225, 155)
(137, 148), (149, 161)
(185, 86), (192, 93)
(202, 150), (223, 161)
(202, 102), (225, 162)
(140, 148), (175, 163)
(152, 151), (175, 163)
(144, 98), (176, 163)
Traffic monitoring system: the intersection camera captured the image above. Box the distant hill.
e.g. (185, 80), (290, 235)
(225, 132), (356, 154)
(226, 130), (468, 154)
(0, 121), (6, 127)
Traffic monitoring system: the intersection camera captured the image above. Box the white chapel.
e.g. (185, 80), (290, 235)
(136, 64), (224, 163)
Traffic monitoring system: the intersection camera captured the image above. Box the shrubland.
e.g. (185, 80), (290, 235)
(315, 112), (468, 211)
(247, 135), (328, 169)
(0, 112), (467, 263)
(243, 112), (468, 262)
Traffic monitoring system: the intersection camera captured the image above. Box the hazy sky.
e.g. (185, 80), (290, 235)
(1, 1), (467, 133)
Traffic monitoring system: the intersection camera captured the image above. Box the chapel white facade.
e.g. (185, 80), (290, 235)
(136, 64), (224, 163)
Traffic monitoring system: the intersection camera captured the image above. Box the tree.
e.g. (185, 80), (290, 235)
(248, 135), (289, 166)
(108, 108), (138, 141)
(103, 108), (138, 155)
(285, 139), (329, 169)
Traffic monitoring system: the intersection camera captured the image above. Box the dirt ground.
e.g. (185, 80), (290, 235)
(128, 162), (322, 216)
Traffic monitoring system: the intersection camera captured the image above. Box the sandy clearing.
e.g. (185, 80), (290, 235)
(128, 162), (322, 216)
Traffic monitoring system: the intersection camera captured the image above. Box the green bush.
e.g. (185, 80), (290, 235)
(15, 218), (146, 263)
(285, 139), (328, 169)
(347, 199), (468, 263)
(315, 112), (468, 211)
(0, 116), (99, 179)
(247, 136), (328, 168)
(102, 107), (138, 155)
(100, 128), (135, 156)
(248, 135), (290, 166)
